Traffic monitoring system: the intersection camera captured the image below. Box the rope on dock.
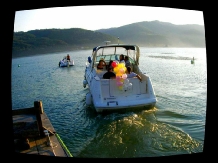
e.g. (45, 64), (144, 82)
(55, 133), (73, 157)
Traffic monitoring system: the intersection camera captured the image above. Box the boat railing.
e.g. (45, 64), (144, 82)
(99, 78), (147, 99)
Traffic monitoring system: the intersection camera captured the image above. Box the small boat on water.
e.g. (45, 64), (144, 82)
(59, 56), (74, 67)
(191, 57), (195, 64)
(83, 42), (157, 113)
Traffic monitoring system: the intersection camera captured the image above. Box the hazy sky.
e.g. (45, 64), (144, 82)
(14, 5), (204, 32)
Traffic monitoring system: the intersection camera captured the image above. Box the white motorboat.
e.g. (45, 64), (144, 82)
(83, 42), (157, 113)
(59, 57), (74, 67)
(191, 57), (195, 64)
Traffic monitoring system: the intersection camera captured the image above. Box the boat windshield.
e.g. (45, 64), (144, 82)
(95, 46), (137, 64)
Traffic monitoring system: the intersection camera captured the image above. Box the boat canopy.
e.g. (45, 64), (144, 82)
(91, 44), (140, 68)
(93, 45), (136, 51)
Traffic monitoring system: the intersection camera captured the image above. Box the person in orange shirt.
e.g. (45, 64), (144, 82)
(67, 54), (70, 61)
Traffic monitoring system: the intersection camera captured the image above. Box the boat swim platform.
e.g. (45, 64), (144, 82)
(12, 101), (73, 157)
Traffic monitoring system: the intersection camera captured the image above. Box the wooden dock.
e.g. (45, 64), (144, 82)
(13, 101), (73, 157)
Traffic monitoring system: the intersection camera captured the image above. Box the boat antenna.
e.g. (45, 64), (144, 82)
(117, 37), (119, 45)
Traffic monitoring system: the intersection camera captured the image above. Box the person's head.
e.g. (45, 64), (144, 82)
(109, 60), (113, 66)
(119, 54), (124, 61)
(125, 56), (129, 61)
(108, 66), (113, 72)
(99, 59), (104, 66)
(127, 66), (131, 73)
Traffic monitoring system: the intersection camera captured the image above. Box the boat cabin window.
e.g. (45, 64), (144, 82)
(128, 57), (135, 65)
(96, 55), (117, 63)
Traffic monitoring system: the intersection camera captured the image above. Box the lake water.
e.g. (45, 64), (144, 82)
(11, 47), (207, 158)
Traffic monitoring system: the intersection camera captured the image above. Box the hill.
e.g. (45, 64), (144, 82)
(95, 20), (205, 47)
(12, 28), (120, 57)
(12, 21), (205, 58)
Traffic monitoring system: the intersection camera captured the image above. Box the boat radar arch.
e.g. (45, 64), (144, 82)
(104, 41), (111, 45)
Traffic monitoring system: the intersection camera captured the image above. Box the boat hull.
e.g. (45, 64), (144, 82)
(84, 67), (157, 113)
(94, 100), (156, 113)
(59, 60), (74, 67)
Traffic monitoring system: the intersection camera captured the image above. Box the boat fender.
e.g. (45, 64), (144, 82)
(88, 56), (92, 63)
(83, 80), (88, 88)
(86, 93), (92, 105)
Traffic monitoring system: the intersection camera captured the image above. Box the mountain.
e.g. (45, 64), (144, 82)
(95, 20), (205, 47)
(12, 21), (205, 58)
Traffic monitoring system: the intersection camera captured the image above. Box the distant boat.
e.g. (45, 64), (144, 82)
(59, 56), (74, 67)
(191, 57), (195, 64)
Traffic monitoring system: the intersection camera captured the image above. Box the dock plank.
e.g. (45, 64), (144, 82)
(13, 101), (72, 157)
(41, 113), (56, 134)
(35, 137), (55, 156)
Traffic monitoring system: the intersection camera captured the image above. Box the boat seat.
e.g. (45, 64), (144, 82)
(100, 79), (110, 98)
(95, 68), (107, 79)
(99, 78), (147, 99)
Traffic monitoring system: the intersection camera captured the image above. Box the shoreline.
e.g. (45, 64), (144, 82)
(12, 47), (92, 59)
(12, 45), (206, 59)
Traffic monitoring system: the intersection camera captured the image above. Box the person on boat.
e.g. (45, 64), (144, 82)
(108, 60), (114, 70)
(67, 54), (71, 61)
(126, 66), (142, 82)
(103, 66), (116, 79)
(119, 54), (125, 64)
(124, 56), (131, 67)
(97, 58), (107, 70)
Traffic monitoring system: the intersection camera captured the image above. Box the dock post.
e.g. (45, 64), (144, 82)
(34, 101), (44, 136)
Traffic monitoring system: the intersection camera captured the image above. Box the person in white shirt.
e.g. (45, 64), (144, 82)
(119, 54), (125, 64)
(126, 66), (142, 82)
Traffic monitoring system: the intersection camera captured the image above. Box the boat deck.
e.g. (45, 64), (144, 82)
(13, 101), (72, 157)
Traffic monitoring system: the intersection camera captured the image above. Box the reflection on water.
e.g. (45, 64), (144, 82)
(148, 55), (194, 60)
